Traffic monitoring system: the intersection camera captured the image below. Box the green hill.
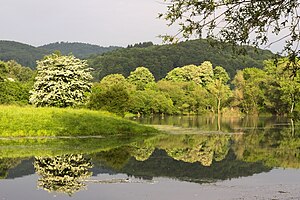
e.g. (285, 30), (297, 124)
(88, 39), (275, 80)
(38, 42), (121, 58)
(0, 41), (121, 69)
(0, 40), (49, 68)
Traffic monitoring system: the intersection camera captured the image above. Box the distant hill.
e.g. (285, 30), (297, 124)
(0, 40), (49, 68)
(38, 42), (121, 58)
(88, 39), (275, 80)
(0, 40), (121, 69)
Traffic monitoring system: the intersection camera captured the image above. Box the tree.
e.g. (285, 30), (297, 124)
(29, 53), (93, 107)
(160, 0), (300, 72)
(232, 68), (266, 114)
(88, 83), (129, 116)
(0, 60), (34, 105)
(165, 61), (213, 86)
(213, 66), (230, 84)
(127, 67), (155, 90)
(207, 79), (232, 115)
(88, 74), (132, 116)
(264, 58), (300, 115)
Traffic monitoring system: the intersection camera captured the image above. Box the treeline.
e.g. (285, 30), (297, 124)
(1, 56), (299, 117)
(0, 41), (49, 68)
(88, 39), (274, 81)
(0, 40), (121, 68)
(88, 59), (300, 116)
(39, 42), (121, 58)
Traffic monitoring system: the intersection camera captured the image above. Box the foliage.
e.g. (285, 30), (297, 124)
(127, 41), (154, 48)
(88, 83), (129, 116)
(207, 79), (232, 115)
(264, 58), (300, 115)
(30, 53), (93, 107)
(0, 40), (49, 68)
(0, 40), (120, 69)
(0, 60), (34, 105)
(127, 67), (155, 90)
(159, 0), (299, 59)
(88, 39), (274, 81)
(165, 61), (213, 86)
(39, 42), (121, 58)
(127, 90), (174, 115)
(232, 58), (300, 115)
(0, 105), (159, 137)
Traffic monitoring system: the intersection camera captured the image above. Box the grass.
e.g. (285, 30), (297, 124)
(0, 105), (159, 137)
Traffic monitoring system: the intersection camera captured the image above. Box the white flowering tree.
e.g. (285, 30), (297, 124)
(30, 53), (93, 107)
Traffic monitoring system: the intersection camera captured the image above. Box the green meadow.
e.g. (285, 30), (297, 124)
(0, 105), (159, 137)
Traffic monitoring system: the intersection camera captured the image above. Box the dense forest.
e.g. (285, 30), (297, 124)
(39, 42), (121, 58)
(0, 40), (121, 68)
(88, 39), (275, 80)
(0, 41), (49, 68)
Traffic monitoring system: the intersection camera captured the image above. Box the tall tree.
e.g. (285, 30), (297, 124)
(264, 58), (300, 115)
(232, 68), (266, 114)
(207, 80), (232, 115)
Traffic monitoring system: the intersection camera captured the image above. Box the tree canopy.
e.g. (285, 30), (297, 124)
(29, 53), (93, 107)
(159, 0), (299, 57)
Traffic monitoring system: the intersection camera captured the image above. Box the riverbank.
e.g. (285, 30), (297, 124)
(0, 105), (159, 137)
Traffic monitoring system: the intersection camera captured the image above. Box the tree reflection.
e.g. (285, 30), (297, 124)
(34, 154), (93, 196)
(130, 140), (156, 161)
(164, 134), (230, 166)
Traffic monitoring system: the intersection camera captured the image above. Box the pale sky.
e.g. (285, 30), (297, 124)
(0, 0), (177, 47)
(0, 0), (287, 52)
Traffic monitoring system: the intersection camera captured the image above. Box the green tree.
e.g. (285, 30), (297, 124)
(88, 83), (129, 116)
(264, 58), (300, 115)
(213, 66), (230, 84)
(127, 67), (155, 90)
(165, 61), (213, 86)
(232, 68), (266, 114)
(0, 60), (34, 105)
(207, 79), (232, 115)
(159, 0), (299, 62)
(99, 74), (128, 89)
(0, 61), (9, 81)
(128, 90), (174, 115)
(88, 73), (131, 116)
(29, 53), (93, 107)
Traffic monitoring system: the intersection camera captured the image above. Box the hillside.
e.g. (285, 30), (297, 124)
(38, 42), (121, 58)
(0, 40), (49, 68)
(88, 39), (275, 80)
(0, 41), (121, 69)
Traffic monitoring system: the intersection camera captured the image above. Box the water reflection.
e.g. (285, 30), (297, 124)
(0, 116), (299, 196)
(34, 154), (93, 196)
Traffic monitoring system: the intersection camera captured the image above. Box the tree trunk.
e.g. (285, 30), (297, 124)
(217, 98), (221, 116)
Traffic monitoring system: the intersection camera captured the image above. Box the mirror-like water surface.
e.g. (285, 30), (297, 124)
(0, 116), (300, 199)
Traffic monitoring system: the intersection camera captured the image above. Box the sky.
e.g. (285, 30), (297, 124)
(0, 0), (287, 52)
(0, 0), (178, 47)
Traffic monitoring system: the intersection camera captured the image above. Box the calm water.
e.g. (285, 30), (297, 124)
(0, 116), (300, 200)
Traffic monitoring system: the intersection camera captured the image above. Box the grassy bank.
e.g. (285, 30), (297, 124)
(0, 105), (159, 137)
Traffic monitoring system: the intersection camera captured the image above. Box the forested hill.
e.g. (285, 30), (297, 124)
(88, 39), (275, 80)
(0, 40), (49, 68)
(0, 41), (121, 69)
(38, 42), (121, 58)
